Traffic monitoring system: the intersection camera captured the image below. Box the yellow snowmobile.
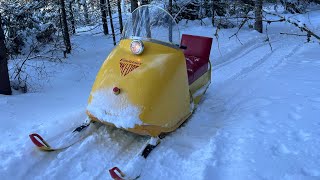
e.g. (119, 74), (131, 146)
(29, 5), (213, 180)
(87, 5), (212, 138)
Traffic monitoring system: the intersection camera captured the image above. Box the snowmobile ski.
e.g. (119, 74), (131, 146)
(29, 120), (101, 151)
(109, 137), (160, 180)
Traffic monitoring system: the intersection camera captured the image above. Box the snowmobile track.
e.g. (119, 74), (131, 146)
(234, 42), (303, 81)
(212, 36), (274, 70)
(213, 37), (303, 86)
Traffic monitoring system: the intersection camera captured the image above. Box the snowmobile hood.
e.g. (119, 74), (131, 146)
(86, 39), (191, 136)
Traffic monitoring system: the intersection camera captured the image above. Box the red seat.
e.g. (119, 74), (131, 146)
(181, 34), (213, 84)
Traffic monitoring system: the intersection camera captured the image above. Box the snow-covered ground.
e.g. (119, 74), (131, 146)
(1, 10), (320, 180)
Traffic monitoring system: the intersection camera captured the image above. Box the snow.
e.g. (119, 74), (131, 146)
(1, 8), (320, 180)
(87, 89), (143, 129)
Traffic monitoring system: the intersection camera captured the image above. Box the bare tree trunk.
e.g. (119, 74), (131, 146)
(211, 0), (216, 26)
(131, 0), (138, 35)
(141, 0), (148, 5)
(203, 0), (210, 17)
(131, 0), (138, 12)
(117, 0), (123, 34)
(100, 0), (109, 35)
(0, 14), (12, 95)
(69, 1), (76, 34)
(255, 0), (263, 33)
(60, 0), (72, 53)
(82, 0), (90, 24)
(141, 0), (151, 38)
(168, 0), (173, 42)
(121, 0), (125, 13)
(75, 0), (82, 22)
(106, 0), (116, 46)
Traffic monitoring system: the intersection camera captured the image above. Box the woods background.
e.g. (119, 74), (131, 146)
(0, 0), (320, 95)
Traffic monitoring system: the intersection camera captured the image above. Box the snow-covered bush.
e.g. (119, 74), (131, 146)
(280, 0), (308, 14)
(0, 0), (60, 55)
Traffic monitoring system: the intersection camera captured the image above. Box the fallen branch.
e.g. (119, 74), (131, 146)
(229, 16), (249, 45)
(214, 25), (222, 56)
(280, 32), (308, 37)
(265, 23), (273, 51)
(264, 10), (320, 42)
(13, 44), (37, 80)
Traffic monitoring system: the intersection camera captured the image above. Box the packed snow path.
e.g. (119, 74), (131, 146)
(1, 19), (320, 179)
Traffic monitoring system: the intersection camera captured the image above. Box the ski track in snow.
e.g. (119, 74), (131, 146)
(1, 12), (320, 180)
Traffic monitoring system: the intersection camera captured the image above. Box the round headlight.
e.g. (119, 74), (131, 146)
(130, 40), (144, 55)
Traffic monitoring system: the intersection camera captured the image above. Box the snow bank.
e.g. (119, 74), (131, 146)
(87, 89), (143, 129)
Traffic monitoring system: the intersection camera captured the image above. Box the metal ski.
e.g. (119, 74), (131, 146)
(29, 120), (101, 151)
(109, 137), (161, 180)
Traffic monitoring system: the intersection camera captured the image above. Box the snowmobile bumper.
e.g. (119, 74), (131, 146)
(87, 111), (191, 137)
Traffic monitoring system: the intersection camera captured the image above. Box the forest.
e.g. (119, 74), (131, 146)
(0, 0), (319, 94)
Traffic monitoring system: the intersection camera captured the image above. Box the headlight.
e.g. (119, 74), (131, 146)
(130, 40), (144, 55)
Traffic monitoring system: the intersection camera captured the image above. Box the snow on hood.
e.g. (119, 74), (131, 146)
(86, 88), (143, 129)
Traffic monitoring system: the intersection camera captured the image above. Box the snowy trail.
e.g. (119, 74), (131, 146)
(200, 39), (303, 180)
(208, 43), (320, 179)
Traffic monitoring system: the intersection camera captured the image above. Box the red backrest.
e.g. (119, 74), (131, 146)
(181, 34), (213, 60)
